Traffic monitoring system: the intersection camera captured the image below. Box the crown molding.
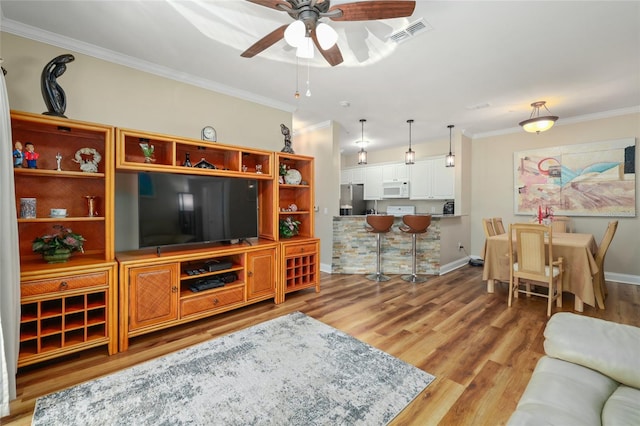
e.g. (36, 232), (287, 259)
(1, 18), (296, 114)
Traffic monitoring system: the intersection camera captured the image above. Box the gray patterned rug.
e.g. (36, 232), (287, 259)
(33, 312), (435, 425)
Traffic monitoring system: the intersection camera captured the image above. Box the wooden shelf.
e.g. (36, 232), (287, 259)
(11, 110), (117, 367)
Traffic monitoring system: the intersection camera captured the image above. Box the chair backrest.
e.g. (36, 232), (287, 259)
(365, 215), (395, 233)
(509, 223), (553, 282)
(492, 217), (506, 234)
(482, 218), (496, 237)
(551, 216), (572, 233)
(595, 221), (618, 267)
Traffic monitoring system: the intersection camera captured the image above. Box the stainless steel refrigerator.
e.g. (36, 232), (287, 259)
(339, 184), (365, 215)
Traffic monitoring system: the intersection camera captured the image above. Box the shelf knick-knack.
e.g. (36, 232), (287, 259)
(84, 195), (98, 217)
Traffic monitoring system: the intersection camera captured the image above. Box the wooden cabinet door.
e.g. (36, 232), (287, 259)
(409, 159), (433, 199)
(247, 248), (276, 300)
(431, 158), (455, 199)
(128, 263), (179, 331)
(363, 165), (383, 200)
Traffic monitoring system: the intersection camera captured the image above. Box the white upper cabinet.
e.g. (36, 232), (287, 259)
(341, 167), (365, 185)
(409, 157), (455, 200)
(382, 163), (409, 182)
(363, 165), (383, 200)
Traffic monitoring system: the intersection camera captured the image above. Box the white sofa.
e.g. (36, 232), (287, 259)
(508, 312), (640, 425)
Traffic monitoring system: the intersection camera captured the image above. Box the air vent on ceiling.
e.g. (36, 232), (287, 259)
(389, 18), (432, 44)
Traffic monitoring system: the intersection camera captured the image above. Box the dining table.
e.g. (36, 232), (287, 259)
(482, 231), (599, 311)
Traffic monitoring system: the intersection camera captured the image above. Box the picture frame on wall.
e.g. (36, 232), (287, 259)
(514, 138), (636, 217)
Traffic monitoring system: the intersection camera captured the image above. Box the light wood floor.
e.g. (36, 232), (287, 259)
(4, 265), (640, 425)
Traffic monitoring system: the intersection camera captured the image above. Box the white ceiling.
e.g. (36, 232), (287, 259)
(1, 0), (639, 154)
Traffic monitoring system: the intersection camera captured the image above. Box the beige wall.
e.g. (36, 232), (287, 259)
(471, 113), (640, 280)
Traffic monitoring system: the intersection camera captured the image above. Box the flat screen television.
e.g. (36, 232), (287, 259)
(137, 172), (258, 249)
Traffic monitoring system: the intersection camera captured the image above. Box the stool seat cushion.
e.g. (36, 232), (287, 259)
(400, 215), (431, 234)
(365, 215), (395, 233)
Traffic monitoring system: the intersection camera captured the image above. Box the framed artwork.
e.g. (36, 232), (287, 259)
(514, 138), (636, 217)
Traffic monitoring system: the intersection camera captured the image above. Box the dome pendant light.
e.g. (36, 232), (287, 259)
(445, 124), (455, 167)
(405, 119), (415, 165)
(519, 101), (558, 134)
(357, 119), (367, 165)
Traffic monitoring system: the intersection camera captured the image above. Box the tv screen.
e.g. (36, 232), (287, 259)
(138, 172), (258, 249)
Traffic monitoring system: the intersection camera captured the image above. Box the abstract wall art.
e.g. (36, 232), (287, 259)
(514, 138), (636, 217)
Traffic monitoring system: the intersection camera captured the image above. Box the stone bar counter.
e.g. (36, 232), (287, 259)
(332, 215), (443, 275)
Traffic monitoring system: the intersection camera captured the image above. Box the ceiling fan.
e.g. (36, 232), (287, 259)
(241, 0), (416, 66)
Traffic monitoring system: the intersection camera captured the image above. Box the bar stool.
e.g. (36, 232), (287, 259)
(399, 214), (432, 283)
(364, 215), (395, 282)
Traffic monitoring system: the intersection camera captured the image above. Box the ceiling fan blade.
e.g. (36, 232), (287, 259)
(245, 0), (290, 11)
(311, 32), (344, 66)
(241, 24), (288, 58)
(328, 1), (416, 21)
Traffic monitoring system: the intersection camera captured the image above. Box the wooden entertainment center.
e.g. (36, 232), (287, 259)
(11, 111), (319, 364)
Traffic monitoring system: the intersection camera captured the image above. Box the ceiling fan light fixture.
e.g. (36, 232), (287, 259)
(284, 20), (306, 47)
(316, 22), (338, 50)
(405, 119), (415, 165)
(445, 124), (455, 167)
(519, 101), (558, 134)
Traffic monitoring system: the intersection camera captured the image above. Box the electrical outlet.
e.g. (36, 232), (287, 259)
(458, 242), (464, 251)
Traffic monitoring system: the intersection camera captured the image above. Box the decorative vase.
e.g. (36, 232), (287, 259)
(43, 248), (71, 264)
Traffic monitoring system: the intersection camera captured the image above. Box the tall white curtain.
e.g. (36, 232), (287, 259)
(0, 66), (21, 417)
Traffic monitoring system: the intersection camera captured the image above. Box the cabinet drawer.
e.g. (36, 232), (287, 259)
(180, 287), (244, 318)
(284, 242), (317, 257)
(21, 272), (109, 297)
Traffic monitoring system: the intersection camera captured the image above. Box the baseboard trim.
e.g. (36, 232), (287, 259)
(320, 262), (332, 274)
(439, 257), (470, 275)
(606, 272), (640, 286)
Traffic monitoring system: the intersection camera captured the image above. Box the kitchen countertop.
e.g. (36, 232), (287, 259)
(334, 214), (459, 219)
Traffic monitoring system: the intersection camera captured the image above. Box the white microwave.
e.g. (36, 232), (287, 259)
(382, 181), (409, 198)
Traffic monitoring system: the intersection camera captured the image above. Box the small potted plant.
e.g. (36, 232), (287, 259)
(279, 216), (301, 238)
(279, 163), (288, 184)
(32, 224), (85, 263)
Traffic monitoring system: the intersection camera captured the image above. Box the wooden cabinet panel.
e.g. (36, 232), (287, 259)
(247, 248), (276, 300)
(279, 239), (320, 303)
(128, 264), (179, 331)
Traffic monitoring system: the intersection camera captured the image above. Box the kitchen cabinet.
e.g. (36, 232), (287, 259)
(363, 165), (383, 200)
(382, 163), (409, 182)
(410, 157), (455, 200)
(340, 167), (364, 185)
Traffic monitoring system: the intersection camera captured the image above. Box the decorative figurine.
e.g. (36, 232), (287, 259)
(183, 152), (192, 167)
(24, 142), (39, 168)
(13, 141), (23, 168)
(84, 195), (98, 217)
(41, 54), (75, 118)
(73, 147), (101, 173)
(280, 124), (294, 154)
(55, 152), (62, 171)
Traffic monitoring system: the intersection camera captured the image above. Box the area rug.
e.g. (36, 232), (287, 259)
(32, 312), (434, 425)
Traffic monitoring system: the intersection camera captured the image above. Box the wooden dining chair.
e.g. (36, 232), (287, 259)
(508, 223), (564, 317)
(492, 217), (506, 234)
(483, 218), (496, 237)
(593, 220), (619, 309)
(551, 216), (572, 233)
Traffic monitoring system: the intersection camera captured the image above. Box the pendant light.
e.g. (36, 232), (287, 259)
(445, 124), (455, 167)
(405, 119), (415, 165)
(357, 119), (367, 165)
(519, 101), (558, 134)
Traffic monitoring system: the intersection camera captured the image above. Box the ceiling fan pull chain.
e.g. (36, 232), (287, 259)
(294, 56), (300, 99)
(305, 58), (311, 97)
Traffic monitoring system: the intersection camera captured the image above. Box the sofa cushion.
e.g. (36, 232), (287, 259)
(544, 313), (640, 389)
(508, 356), (618, 426)
(602, 385), (640, 425)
